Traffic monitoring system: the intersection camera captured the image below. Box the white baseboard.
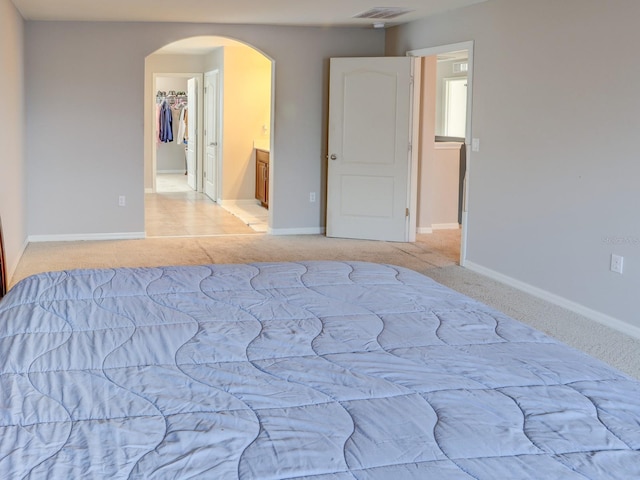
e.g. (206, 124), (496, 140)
(464, 260), (640, 341)
(269, 227), (325, 235)
(432, 223), (460, 230)
(29, 232), (146, 243)
(417, 224), (460, 233)
(157, 169), (186, 174)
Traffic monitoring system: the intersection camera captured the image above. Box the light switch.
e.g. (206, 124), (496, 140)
(472, 138), (480, 152)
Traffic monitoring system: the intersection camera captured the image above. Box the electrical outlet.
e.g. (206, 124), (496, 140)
(118, 195), (126, 207)
(610, 254), (624, 274)
(309, 192), (316, 203)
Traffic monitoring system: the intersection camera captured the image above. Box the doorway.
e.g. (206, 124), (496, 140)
(324, 44), (472, 261)
(144, 36), (274, 237)
(408, 42), (473, 266)
(204, 70), (220, 201)
(154, 73), (199, 193)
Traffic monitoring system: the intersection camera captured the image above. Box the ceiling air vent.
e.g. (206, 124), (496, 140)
(353, 7), (414, 20)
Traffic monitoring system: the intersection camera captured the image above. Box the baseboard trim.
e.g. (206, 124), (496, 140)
(417, 227), (433, 234)
(29, 232), (146, 243)
(157, 169), (186, 174)
(464, 260), (640, 341)
(432, 223), (460, 230)
(269, 227), (325, 235)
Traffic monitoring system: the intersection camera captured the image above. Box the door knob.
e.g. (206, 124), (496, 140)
(330, 154), (337, 160)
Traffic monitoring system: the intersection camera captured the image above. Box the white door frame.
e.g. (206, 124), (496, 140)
(407, 41), (474, 267)
(151, 72), (204, 193)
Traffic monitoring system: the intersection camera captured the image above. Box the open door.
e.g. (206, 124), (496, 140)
(186, 77), (198, 191)
(326, 57), (419, 242)
(204, 70), (220, 201)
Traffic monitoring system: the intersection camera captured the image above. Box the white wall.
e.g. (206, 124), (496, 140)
(0, 0), (26, 277)
(387, 0), (640, 331)
(25, 22), (384, 238)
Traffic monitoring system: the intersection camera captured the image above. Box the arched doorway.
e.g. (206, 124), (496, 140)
(144, 36), (274, 237)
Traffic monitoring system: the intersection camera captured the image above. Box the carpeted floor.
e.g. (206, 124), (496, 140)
(10, 230), (640, 380)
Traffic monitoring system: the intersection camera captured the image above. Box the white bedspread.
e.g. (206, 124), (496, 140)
(1, 261), (639, 479)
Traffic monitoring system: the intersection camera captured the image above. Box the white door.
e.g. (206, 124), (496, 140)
(326, 57), (418, 242)
(204, 70), (220, 201)
(186, 77), (198, 191)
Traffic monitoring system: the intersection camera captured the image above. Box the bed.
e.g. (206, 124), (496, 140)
(1, 260), (639, 479)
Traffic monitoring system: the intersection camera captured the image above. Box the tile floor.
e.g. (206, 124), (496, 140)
(146, 174), (268, 237)
(219, 203), (269, 233)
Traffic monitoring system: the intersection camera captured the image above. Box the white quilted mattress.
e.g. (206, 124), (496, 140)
(1, 261), (639, 479)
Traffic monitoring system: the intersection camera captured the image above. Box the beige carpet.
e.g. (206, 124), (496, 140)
(11, 230), (640, 380)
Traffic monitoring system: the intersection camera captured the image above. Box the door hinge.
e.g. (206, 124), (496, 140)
(408, 142), (412, 153)
(406, 208), (409, 217)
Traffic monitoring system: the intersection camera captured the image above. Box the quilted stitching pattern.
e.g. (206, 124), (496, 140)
(1, 261), (639, 479)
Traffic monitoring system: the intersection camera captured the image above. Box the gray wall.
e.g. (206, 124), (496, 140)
(0, 0), (26, 276)
(25, 22), (384, 237)
(387, 0), (640, 329)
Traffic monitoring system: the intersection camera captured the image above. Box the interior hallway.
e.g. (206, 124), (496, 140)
(146, 174), (268, 237)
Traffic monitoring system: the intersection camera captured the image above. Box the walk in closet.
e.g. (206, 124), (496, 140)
(156, 79), (189, 177)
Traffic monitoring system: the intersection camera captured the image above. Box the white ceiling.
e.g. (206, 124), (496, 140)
(12, 0), (488, 28)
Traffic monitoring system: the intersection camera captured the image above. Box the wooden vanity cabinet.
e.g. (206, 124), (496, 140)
(255, 149), (269, 208)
